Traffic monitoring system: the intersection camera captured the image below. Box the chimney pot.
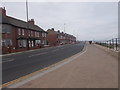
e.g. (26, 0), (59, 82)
(51, 28), (54, 31)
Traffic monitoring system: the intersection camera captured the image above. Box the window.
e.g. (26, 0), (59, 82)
(28, 30), (31, 36)
(35, 32), (39, 37)
(31, 41), (34, 47)
(2, 39), (12, 46)
(57, 35), (60, 39)
(28, 40), (31, 47)
(22, 29), (25, 35)
(2, 40), (6, 46)
(44, 33), (46, 37)
(35, 40), (41, 46)
(31, 31), (33, 37)
(42, 40), (47, 45)
(35, 32), (36, 37)
(18, 28), (21, 35)
(18, 40), (27, 48)
(23, 40), (27, 47)
(42, 33), (46, 37)
(2, 24), (11, 33)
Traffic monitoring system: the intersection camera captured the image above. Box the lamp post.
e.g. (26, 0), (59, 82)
(26, 0), (29, 49)
(64, 23), (66, 33)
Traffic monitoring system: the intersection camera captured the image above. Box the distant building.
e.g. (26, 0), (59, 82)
(46, 28), (76, 46)
(46, 28), (59, 46)
(0, 7), (47, 54)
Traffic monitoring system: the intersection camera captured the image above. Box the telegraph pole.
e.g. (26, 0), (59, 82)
(26, 0), (29, 23)
(64, 23), (66, 33)
(26, 0), (29, 49)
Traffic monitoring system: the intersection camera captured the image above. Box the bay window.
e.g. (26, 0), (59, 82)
(18, 40), (27, 48)
(2, 39), (12, 46)
(35, 40), (41, 46)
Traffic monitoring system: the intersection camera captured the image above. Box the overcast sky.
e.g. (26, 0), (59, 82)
(1, 1), (118, 41)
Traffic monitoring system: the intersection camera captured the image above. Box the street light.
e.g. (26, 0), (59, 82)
(26, 0), (29, 49)
(64, 23), (66, 33)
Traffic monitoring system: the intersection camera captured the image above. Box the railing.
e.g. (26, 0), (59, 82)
(95, 38), (120, 51)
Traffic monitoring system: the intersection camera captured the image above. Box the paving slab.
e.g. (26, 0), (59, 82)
(19, 44), (118, 88)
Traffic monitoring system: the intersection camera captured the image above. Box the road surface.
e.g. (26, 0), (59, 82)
(2, 42), (85, 84)
(19, 44), (118, 88)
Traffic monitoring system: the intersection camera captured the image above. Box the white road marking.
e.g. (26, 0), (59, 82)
(28, 52), (48, 58)
(0, 45), (67, 57)
(51, 49), (59, 52)
(8, 45), (87, 88)
(0, 59), (15, 63)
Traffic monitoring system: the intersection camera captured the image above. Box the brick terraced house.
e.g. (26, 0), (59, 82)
(0, 7), (47, 54)
(46, 28), (76, 46)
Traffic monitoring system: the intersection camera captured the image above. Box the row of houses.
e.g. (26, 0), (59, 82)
(46, 28), (76, 46)
(0, 7), (76, 54)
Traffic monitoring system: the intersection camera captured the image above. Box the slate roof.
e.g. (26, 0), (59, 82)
(1, 15), (46, 32)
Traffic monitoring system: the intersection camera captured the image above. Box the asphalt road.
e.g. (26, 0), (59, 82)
(2, 42), (85, 84)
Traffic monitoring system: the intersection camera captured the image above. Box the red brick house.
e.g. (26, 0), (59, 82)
(46, 28), (59, 46)
(1, 7), (47, 54)
(46, 28), (76, 46)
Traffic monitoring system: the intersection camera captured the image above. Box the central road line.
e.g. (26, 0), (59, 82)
(0, 59), (15, 63)
(28, 52), (48, 58)
(51, 49), (59, 52)
(3, 44), (86, 88)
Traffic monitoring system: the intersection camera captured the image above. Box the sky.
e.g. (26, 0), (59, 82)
(1, 1), (118, 41)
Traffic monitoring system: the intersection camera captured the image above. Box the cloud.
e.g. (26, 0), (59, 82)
(1, 2), (118, 41)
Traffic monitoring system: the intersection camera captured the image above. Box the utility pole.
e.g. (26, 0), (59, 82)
(64, 23), (66, 33)
(26, 0), (29, 23)
(26, 0), (29, 49)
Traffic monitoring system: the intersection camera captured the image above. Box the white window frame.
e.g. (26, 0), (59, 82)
(18, 28), (21, 35)
(22, 29), (25, 35)
(35, 32), (39, 37)
(2, 39), (12, 46)
(31, 31), (33, 37)
(28, 30), (31, 36)
(31, 41), (34, 47)
(35, 32), (37, 37)
(35, 40), (41, 46)
(44, 33), (46, 37)
(42, 32), (46, 37)
(28, 40), (31, 47)
(18, 40), (27, 48)
(2, 39), (6, 46)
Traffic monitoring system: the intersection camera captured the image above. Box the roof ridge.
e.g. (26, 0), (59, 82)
(7, 15), (27, 23)
(2, 15), (46, 32)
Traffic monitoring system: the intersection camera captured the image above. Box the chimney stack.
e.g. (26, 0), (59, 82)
(51, 28), (54, 31)
(28, 19), (35, 25)
(57, 30), (60, 33)
(0, 7), (6, 16)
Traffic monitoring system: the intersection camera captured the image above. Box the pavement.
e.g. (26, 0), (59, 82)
(2, 42), (85, 85)
(18, 43), (118, 88)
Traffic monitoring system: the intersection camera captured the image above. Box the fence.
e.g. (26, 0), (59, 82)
(95, 38), (120, 51)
